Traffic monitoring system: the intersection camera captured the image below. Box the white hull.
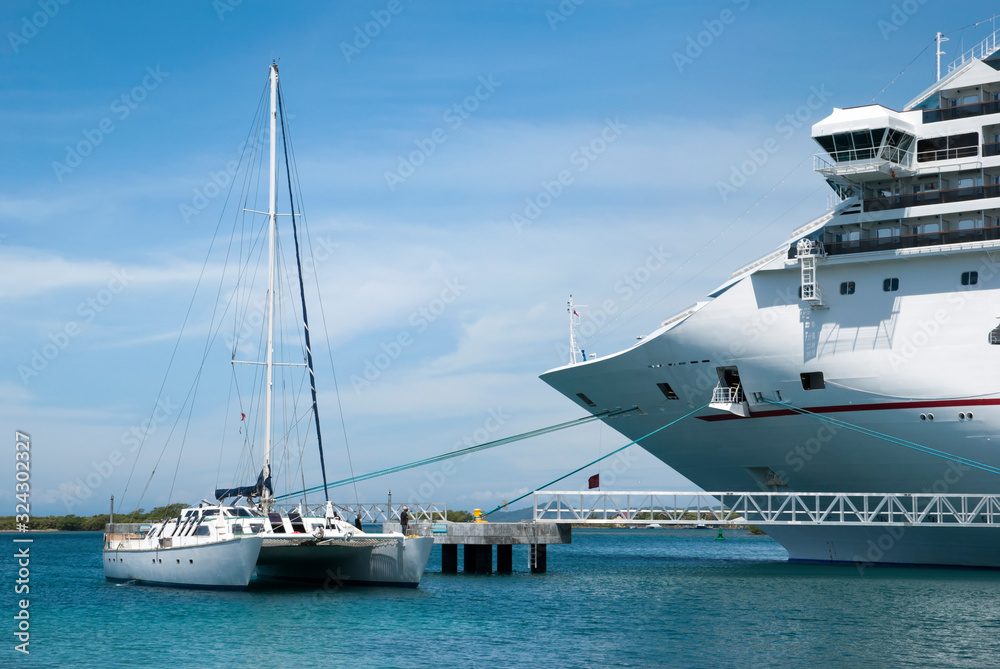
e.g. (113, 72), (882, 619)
(542, 50), (1000, 568)
(766, 525), (1000, 569)
(104, 537), (263, 590)
(255, 536), (434, 587)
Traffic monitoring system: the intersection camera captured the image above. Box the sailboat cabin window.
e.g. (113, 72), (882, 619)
(962, 271), (979, 286)
(883, 278), (899, 292)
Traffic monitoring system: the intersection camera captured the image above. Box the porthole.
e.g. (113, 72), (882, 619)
(959, 412), (966, 420)
(928, 413), (934, 421)
(968, 412), (974, 420)
(919, 414), (926, 421)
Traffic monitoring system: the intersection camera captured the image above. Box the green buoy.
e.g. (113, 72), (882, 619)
(715, 528), (725, 541)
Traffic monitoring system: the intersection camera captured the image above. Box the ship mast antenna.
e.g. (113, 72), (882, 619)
(568, 295), (587, 365)
(936, 31), (949, 80)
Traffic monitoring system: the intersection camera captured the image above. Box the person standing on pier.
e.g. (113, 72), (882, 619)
(400, 506), (409, 536)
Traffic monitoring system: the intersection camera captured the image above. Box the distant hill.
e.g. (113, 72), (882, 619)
(480, 505), (534, 522)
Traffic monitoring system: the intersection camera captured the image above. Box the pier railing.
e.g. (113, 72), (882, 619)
(533, 491), (1000, 527)
(274, 501), (448, 523)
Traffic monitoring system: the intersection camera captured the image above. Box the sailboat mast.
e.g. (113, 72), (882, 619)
(263, 61), (279, 510)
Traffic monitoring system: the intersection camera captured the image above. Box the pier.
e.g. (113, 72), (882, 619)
(280, 502), (571, 573)
(385, 521), (571, 574)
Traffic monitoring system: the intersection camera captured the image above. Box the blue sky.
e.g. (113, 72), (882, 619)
(4, 1), (1000, 515)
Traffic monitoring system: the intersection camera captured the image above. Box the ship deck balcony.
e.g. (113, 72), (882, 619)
(863, 182), (1000, 213)
(814, 148), (917, 182)
(822, 225), (1000, 257)
(922, 98), (1000, 124)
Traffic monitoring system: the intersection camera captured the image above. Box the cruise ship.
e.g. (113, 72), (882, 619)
(541, 35), (1000, 567)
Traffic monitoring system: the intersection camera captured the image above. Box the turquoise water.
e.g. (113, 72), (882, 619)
(4, 529), (1000, 667)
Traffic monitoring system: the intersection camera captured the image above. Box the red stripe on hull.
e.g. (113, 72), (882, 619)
(696, 397), (1000, 422)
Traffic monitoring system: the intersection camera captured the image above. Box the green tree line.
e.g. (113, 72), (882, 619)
(0, 504), (187, 532)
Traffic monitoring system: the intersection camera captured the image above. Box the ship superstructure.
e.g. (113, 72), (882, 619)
(541, 39), (1000, 566)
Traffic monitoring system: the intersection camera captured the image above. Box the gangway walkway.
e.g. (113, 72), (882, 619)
(533, 491), (1000, 527)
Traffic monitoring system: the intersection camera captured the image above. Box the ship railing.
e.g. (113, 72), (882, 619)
(824, 225), (1000, 257)
(533, 491), (1000, 527)
(948, 27), (1000, 74)
(813, 147), (915, 172)
(863, 182), (1000, 213)
(710, 384), (744, 405)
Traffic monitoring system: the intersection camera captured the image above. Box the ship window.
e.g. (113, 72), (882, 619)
(989, 325), (1000, 344)
(800, 372), (826, 390)
(883, 278), (899, 292)
(840, 281), (855, 295)
(962, 271), (979, 285)
(576, 393), (597, 408)
(193, 526), (210, 536)
(657, 383), (679, 400)
(917, 132), (978, 162)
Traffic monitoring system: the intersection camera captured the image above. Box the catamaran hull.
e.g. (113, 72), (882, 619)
(103, 537), (263, 590)
(254, 536), (434, 587)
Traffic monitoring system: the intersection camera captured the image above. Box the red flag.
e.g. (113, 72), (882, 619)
(588, 473), (599, 489)
(241, 412), (246, 421)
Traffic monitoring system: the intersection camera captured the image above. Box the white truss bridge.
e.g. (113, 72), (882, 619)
(533, 491), (1000, 527)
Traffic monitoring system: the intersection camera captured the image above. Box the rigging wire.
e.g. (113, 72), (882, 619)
(120, 79), (269, 516)
(281, 99), (362, 506)
(278, 82), (331, 501)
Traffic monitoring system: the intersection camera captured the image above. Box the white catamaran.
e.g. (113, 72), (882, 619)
(106, 62), (432, 589)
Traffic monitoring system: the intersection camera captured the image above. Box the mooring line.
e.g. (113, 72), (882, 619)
(761, 398), (1000, 478)
(272, 407), (637, 501)
(482, 404), (709, 517)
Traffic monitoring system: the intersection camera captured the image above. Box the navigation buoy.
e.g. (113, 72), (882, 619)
(715, 528), (725, 541)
